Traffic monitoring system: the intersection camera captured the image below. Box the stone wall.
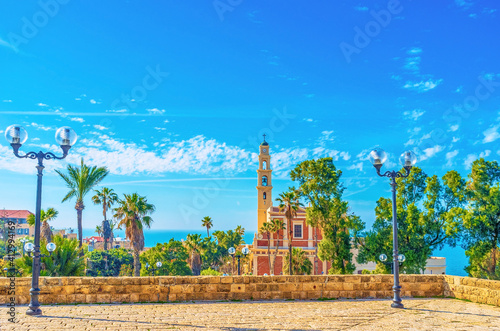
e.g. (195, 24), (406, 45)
(0, 275), (446, 305)
(444, 275), (500, 306)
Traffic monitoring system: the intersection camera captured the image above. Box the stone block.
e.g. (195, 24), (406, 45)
(303, 283), (323, 291)
(86, 294), (97, 303)
(96, 294), (111, 303)
(221, 276), (234, 284)
(231, 284), (245, 292)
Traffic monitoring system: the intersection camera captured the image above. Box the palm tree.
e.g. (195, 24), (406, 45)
(283, 248), (313, 275)
(276, 188), (303, 275)
(113, 193), (155, 276)
(235, 225), (245, 236)
(56, 159), (109, 247)
(259, 222), (273, 274)
(95, 225), (103, 237)
(201, 216), (213, 237)
(92, 187), (118, 250)
(108, 220), (116, 249)
(270, 218), (286, 275)
(27, 208), (58, 243)
(184, 234), (204, 275)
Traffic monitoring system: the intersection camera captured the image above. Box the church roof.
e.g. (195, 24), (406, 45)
(260, 141), (269, 146)
(0, 210), (33, 219)
(269, 206), (307, 215)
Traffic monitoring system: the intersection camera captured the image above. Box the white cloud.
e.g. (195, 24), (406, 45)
(90, 99), (99, 104)
(452, 137), (460, 143)
(454, 86), (463, 93)
(403, 109), (425, 121)
(154, 127), (167, 131)
(445, 150), (459, 167)
(348, 162), (363, 172)
(419, 145), (444, 161)
(449, 125), (460, 132)
(407, 47), (422, 55)
(483, 125), (500, 143)
(403, 79), (443, 92)
(403, 57), (421, 72)
(464, 150), (491, 169)
(303, 118), (314, 122)
(30, 122), (54, 131)
(2, 100), (12, 103)
(354, 5), (368, 11)
(37, 103), (49, 107)
(164, 119), (170, 123)
(93, 125), (107, 131)
(70, 117), (85, 123)
(147, 108), (165, 115)
(106, 109), (127, 113)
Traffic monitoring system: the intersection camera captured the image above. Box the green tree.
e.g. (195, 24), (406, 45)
(463, 159), (500, 279)
(235, 225), (245, 236)
(27, 207), (58, 243)
(358, 167), (464, 274)
(56, 159), (109, 247)
(270, 218), (286, 275)
(290, 158), (364, 274)
(114, 193), (155, 277)
(16, 236), (85, 276)
(140, 239), (192, 276)
(283, 248), (313, 275)
(184, 233), (204, 275)
(86, 248), (133, 277)
(201, 216), (213, 237)
(276, 188), (303, 275)
(92, 187), (118, 250)
(259, 221), (273, 274)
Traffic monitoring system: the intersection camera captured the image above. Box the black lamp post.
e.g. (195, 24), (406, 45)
(228, 246), (250, 275)
(369, 148), (416, 309)
(5, 125), (76, 316)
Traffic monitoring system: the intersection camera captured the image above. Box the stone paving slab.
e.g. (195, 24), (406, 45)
(1, 298), (500, 330)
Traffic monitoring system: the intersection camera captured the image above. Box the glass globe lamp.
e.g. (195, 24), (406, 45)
(379, 254), (388, 262)
(242, 247), (250, 255)
(46, 242), (56, 253)
(24, 242), (35, 253)
(228, 247), (236, 255)
(398, 254), (406, 263)
(399, 151), (417, 168)
(369, 148), (387, 170)
(5, 125), (28, 145)
(156, 261), (163, 268)
(55, 127), (77, 147)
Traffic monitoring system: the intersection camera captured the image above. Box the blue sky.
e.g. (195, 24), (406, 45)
(0, 1), (499, 233)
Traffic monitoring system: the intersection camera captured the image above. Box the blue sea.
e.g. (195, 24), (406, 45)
(82, 229), (468, 276)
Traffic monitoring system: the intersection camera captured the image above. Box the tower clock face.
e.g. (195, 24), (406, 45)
(263, 148), (267, 153)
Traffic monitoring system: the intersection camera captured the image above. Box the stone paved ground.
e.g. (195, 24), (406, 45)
(1, 298), (500, 330)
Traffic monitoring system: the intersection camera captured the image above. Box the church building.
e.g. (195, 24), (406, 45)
(252, 138), (331, 275)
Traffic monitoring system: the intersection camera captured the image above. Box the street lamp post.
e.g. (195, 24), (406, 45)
(5, 125), (76, 316)
(145, 261), (163, 276)
(369, 148), (416, 309)
(228, 247), (250, 275)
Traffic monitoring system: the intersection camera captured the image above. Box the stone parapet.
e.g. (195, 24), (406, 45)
(0, 274), (451, 305)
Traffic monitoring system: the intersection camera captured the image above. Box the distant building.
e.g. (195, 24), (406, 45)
(0, 210), (35, 240)
(83, 235), (132, 251)
(53, 229), (78, 240)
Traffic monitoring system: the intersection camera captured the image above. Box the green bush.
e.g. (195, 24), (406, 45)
(86, 248), (133, 277)
(201, 268), (222, 276)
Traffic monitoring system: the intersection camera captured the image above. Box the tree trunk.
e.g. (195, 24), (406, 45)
(41, 221), (53, 243)
(272, 231), (280, 275)
(206, 227), (210, 238)
(75, 201), (84, 248)
(267, 233), (272, 274)
(133, 249), (141, 277)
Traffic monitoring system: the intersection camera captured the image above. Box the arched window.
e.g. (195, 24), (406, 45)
(262, 176), (268, 186)
(263, 160), (268, 170)
(263, 192), (267, 200)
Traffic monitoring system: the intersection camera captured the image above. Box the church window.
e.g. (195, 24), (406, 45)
(294, 224), (302, 238)
(262, 176), (268, 186)
(263, 160), (268, 170)
(263, 192), (267, 200)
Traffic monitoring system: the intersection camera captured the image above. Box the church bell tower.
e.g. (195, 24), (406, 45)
(257, 135), (272, 230)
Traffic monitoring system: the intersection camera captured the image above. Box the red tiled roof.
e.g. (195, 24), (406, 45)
(0, 210), (33, 219)
(83, 236), (104, 242)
